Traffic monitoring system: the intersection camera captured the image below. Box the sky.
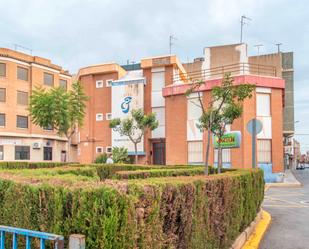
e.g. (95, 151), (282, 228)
(1, 0), (308, 152)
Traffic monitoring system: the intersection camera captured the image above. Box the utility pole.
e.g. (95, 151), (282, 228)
(240, 15), (252, 43)
(169, 35), (177, 54)
(275, 43), (282, 53)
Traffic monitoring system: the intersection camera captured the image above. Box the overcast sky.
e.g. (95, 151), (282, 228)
(1, 0), (308, 152)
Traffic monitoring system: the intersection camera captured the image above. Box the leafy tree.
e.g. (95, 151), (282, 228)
(109, 109), (158, 164)
(29, 82), (88, 162)
(186, 73), (254, 174)
(112, 147), (130, 163)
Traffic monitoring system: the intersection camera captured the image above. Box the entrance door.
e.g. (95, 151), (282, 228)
(153, 142), (166, 165)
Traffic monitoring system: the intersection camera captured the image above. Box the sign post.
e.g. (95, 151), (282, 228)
(246, 119), (263, 168)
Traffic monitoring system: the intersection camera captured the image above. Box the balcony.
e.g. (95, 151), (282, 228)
(173, 63), (277, 85)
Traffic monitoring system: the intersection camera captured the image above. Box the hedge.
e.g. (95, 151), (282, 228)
(0, 161), (73, 169)
(0, 166), (264, 249)
(114, 166), (220, 179)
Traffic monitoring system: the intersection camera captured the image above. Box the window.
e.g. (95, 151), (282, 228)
(43, 147), (53, 161)
(0, 63), (6, 77)
(96, 113), (103, 121)
(59, 79), (67, 90)
(257, 139), (272, 163)
(15, 146), (30, 160)
(96, 147), (103, 153)
(96, 80), (103, 88)
(44, 124), (53, 131)
(0, 114), (5, 127)
(214, 149), (231, 163)
(0, 146), (3, 160)
(188, 141), (203, 164)
(106, 147), (112, 154)
(106, 79), (113, 87)
(44, 72), (54, 86)
(0, 88), (6, 102)
(106, 113), (112, 120)
(17, 115), (28, 128)
(256, 93), (271, 117)
(17, 91), (28, 105)
(17, 67), (29, 81)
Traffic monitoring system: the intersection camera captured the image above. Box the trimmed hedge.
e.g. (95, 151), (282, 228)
(0, 161), (73, 169)
(0, 166), (264, 249)
(114, 166), (219, 179)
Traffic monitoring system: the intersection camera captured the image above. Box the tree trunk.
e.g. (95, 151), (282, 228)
(218, 146), (222, 174)
(204, 129), (211, 175)
(134, 143), (138, 164)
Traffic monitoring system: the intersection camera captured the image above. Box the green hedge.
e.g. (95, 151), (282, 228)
(114, 166), (219, 179)
(0, 167), (264, 249)
(91, 164), (208, 180)
(0, 161), (73, 169)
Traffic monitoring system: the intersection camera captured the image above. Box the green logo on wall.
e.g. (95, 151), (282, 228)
(213, 131), (241, 149)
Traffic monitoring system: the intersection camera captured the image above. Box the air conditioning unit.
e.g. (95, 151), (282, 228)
(33, 142), (41, 149)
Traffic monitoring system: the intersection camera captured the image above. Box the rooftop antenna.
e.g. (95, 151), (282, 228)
(13, 44), (32, 55)
(254, 44), (263, 56)
(169, 35), (177, 54)
(275, 43), (282, 53)
(240, 15), (252, 43)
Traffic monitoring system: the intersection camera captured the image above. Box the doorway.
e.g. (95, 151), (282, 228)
(152, 141), (166, 165)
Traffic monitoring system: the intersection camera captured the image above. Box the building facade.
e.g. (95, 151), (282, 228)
(77, 43), (286, 175)
(0, 48), (76, 162)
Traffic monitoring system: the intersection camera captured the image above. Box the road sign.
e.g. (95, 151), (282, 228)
(213, 131), (241, 149)
(247, 119), (263, 168)
(247, 119), (263, 135)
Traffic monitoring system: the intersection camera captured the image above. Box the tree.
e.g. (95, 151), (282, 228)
(109, 109), (158, 164)
(29, 82), (88, 162)
(186, 73), (254, 174)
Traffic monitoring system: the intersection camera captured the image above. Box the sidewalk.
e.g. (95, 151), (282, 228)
(266, 169), (302, 188)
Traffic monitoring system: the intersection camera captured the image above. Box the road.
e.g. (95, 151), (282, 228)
(260, 168), (309, 249)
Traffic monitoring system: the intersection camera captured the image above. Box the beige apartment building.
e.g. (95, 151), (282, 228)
(0, 48), (76, 162)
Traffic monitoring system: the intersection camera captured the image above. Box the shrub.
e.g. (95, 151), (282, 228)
(0, 162), (71, 169)
(112, 147), (130, 164)
(94, 153), (108, 164)
(0, 167), (264, 249)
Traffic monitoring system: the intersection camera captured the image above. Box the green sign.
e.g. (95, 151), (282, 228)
(213, 131), (241, 149)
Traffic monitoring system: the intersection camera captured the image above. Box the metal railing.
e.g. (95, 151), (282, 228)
(173, 63), (277, 84)
(0, 226), (64, 249)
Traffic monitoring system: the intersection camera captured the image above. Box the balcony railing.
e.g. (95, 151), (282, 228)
(0, 225), (64, 249)
(173, 63), (277, 84)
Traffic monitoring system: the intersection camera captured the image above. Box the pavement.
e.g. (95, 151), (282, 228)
(260, 168), (309, 249)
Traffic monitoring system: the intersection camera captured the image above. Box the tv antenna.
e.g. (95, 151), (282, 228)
(254, 44), (263, 56)
(275, 43), (282, 53)
(240, 15), (252, 43)
(13, 44), (32, 55)
(169, 35), (177, 54)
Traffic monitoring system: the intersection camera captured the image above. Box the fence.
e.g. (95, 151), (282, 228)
(0, 226), (85, 249)
(173, 63), (277, 84)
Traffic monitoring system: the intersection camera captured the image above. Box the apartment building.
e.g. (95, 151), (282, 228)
(77, 43), (286, 177)
(0, 48), (76, 162)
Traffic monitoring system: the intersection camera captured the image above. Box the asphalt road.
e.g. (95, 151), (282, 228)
(260, 168), (309, 249)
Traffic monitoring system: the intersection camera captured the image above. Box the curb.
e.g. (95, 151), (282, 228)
(265, 182), (302, 188)
(241, 210), (271, 249)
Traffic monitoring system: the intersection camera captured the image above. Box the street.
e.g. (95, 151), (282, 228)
(260, 168), (309, 249)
